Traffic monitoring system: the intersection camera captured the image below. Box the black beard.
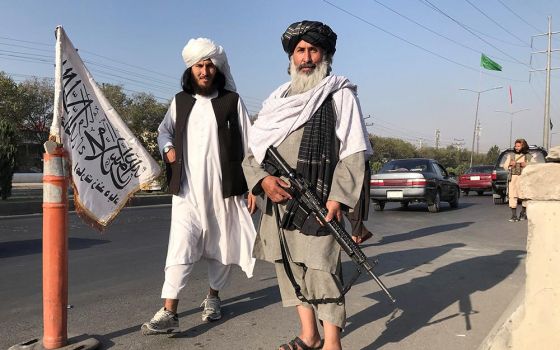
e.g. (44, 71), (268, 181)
(194, 83), (216, 96)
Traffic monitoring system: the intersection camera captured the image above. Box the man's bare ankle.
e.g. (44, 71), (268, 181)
(299, 334), (322, 348)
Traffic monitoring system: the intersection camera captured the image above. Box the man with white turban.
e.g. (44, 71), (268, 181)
(243, 21), (372, 350)
(141, 38), (257, 335)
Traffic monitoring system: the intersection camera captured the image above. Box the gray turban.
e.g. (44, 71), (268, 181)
(281, 20), (337, 56)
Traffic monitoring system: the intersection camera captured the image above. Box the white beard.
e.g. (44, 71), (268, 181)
(289, 59), (329, 95)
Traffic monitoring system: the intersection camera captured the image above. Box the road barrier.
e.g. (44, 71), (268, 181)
(479, 146), (560, 350)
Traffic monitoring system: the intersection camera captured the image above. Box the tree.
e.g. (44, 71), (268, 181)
(126, 92), (168, 138)
(369, 135), (417, 163)
(16, 78), (54, 145)
(0, 119), (17, 199)
(0, 72), (20, 126)
(486, 145), (501, 164)
(100, 83), (130, 116)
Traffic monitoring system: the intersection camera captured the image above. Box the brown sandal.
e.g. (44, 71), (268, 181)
(279, 336), (324, 350)
(352, 231), (373, 244)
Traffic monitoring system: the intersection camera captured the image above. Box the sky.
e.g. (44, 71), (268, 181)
(1, 0), (560, 152)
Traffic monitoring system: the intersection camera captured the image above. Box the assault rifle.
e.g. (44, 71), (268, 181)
(264, 146), (396, 303)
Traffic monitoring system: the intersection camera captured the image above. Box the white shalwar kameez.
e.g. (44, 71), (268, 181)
(157, 91), (256, 298)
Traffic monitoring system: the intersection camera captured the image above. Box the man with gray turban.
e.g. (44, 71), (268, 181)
(141, 38), (257, 335)
(243, 21), (372, 350)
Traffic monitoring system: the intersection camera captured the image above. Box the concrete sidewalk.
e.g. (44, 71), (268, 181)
(0, 183), (171, 217)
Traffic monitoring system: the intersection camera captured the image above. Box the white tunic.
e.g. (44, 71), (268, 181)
(157, 92), (256, 278)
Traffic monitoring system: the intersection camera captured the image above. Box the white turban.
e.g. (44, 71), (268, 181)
(181, 38), (236, 92)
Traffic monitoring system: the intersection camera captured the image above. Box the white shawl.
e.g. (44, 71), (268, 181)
(249, 75), (372, 163)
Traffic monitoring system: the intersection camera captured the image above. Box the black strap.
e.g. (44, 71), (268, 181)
(273, 203), (345, 305)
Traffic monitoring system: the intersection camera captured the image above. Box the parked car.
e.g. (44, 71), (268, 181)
(458, 165), (494, 196)
(491, 146), (547, 205)
(370, 158), (460, 213)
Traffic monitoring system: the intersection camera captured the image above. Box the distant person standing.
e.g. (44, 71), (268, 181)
(504, 139), (531, 222)
(141, 38), (257, 335)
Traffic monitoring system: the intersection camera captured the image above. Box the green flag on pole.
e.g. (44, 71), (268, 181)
(480, 54), (502, 71)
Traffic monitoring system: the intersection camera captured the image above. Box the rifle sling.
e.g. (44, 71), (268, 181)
(273, 203), (344, 305)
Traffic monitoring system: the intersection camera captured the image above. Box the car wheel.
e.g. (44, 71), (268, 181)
(373, 202), (385, 211)
(449, 189), (459, 208)
(477, 190), (484, 196)
(463, 189), (469, 196)
(400, 201), (409, 209)
(428, 191), (441, 213)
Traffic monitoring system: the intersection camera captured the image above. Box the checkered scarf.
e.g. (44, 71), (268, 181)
(296, 95), (338, 202)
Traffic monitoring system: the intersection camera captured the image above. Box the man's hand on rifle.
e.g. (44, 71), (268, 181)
(325, 200), (343, 223)
(261, 175), (292, 203)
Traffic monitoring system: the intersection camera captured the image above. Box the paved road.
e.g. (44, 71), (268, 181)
(0, 194), (527, 349)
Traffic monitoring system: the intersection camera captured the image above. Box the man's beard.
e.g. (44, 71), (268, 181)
(194, 80), (216, 96)
(289, 59), (329, 95)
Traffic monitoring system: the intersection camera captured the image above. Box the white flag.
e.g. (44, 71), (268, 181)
(50, 26), (161, 227)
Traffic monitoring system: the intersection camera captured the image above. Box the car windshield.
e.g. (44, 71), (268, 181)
(498, 149), (547, 169)
(466, 166), (493, 174)
(381, 159), (431, 173)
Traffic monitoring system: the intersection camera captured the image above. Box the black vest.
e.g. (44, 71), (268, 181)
(166, 89), (248, 198)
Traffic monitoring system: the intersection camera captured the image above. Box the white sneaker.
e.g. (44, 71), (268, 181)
(141, 307), (179, 335)
(200, 296), (222, 322)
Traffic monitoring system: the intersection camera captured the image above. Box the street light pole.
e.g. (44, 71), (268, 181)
(460, 86), (503, 167)
(495, 108), (530, 148)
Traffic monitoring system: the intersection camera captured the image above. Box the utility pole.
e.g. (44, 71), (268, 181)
(459, 86), (502, 167)
(544, 17), (552, 150)
(476, 121), (481, 154)
(531, 16), (559, 150)
(435, 129), (441, 149)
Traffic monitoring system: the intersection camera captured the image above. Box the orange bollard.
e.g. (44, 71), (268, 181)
(42, 146), (68, 349)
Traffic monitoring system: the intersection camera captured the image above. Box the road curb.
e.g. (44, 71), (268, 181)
(0, 194), (172, 217)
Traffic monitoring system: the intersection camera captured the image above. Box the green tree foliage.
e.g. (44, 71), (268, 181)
(127, 93), (168, 138)
(0, 119), (17, 199)
(369, 135), (495, 175)
(17, 78), (54, 144)
(369, 135), (417, 163)
(486, 145), (501, 165)
(100, 83), (130, 116)
(0, 72), (20, 126)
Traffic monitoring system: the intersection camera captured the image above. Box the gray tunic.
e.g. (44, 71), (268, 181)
(242, 127), (365, 274)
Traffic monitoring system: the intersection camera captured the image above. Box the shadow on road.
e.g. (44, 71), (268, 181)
(93, 285), (281, 347)
(364, 222), (474, 247)
(171, 285), (281, 338)
(0, 237), (111, 259)
(345, 249), (525, 349)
